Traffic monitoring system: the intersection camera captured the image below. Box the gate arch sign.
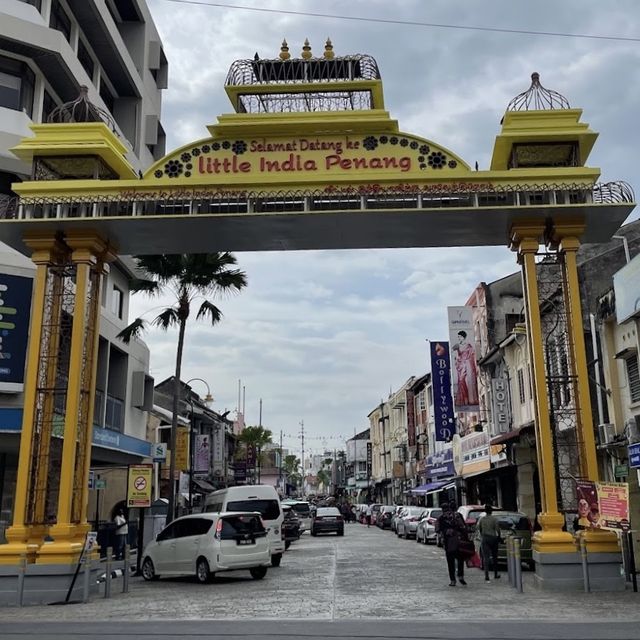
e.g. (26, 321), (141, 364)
(0, 42), (633, 573)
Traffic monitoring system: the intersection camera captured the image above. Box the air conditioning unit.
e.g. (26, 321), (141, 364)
(598, 423), (615, 445)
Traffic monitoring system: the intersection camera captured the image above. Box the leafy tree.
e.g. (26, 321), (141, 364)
(117, 253), (247, 522)
(316, 468), (330, 490)
(283, 454), (300, 475)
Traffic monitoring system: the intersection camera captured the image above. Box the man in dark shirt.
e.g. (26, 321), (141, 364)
(477, 503), (501, 582)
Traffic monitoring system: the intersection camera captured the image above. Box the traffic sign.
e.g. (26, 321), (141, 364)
(629, 442), (640, 469)
(95, 478), (106, 490)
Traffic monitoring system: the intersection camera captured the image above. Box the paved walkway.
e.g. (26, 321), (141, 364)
(0, 523), (638, 621)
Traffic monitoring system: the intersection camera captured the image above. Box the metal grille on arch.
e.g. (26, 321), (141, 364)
(0, 39), (635, 583)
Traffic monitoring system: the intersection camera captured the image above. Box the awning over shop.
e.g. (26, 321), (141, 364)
(193, 478), (216, 493)
(409, 480), (448, 495)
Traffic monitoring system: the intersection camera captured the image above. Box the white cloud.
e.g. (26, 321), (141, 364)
(137, 0), (640, 450)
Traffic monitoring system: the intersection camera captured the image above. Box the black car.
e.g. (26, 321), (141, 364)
(311, 507), (344, 536)
(282, 504), (301, 548)
(376, 506), (395, 529)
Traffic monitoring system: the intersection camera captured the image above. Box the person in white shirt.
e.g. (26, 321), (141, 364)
(114, 509), (128, 560)
(365, 504), (373, 528)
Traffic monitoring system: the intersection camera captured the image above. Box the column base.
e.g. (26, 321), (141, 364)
(36, 524), (85, 564)
(0, 561), (100, 606)
(0, 525), (48, 565)
(581, 528), (621, 553)
(532, 513), (576, 554)
(533, 547), (625, 591)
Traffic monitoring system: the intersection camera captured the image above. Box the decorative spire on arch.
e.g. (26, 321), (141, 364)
(301, 38), (312, 60)
(323, 38), (335, 59)
(507, 72), (570, 111)
(47, 85), (117, 132)
(279, 39), (290, 61)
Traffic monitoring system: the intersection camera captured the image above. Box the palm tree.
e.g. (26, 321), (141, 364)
(117, 253), (247, 522)
(238, 425), (273, 483)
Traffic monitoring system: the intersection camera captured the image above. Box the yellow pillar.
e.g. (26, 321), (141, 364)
(510, 223), (574, 553)
(0, 235), (66, 564)
(38, 231), (110, 564)
(553, 224), (619, 554)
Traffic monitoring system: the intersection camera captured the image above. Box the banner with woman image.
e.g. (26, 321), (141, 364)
(447, 306), (480, 412)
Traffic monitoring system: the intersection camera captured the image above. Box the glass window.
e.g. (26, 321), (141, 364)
(50, 0), (72, 42)
(226, 499), (281, 520)
(290, 503), (310, 517)
(112, 285), (123, 318)
(0, 56), (35, 117)
(77, 39), (94, 80)
(517, 369), (526, 405)
(42, 90), (57, 122)
(204, 501), (224, 514)
(175, 518), (211, 538)
(18, 0), (42, 10)
(219, 515), (265, 539)
(625, 354), (640, 403)
(157, 522), (177, 541)
(99, 79), (115, 113)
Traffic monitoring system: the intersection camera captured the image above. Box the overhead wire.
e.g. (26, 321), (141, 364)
(155, 0), (640, 43)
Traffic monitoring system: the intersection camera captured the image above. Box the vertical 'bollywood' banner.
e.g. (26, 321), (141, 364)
(430, 341), (456, 442)
(447, 306), (480, 412)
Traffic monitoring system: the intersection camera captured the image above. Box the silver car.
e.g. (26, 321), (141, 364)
(395, 506), (425, 539)
(416, 507), (443, 544)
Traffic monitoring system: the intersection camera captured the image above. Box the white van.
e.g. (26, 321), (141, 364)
(203, 485), (285, 566)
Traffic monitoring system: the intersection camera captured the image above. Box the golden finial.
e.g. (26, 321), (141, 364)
(301, 38), (312, 60)
(323, 38), (334, 60)
(279, 39), (290, 61)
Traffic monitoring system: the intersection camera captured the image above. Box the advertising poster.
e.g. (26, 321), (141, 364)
(0, 273), (33, 388)
(194, 434), (210, 475)
(447, 306), (480, 412)
(429, 341), (456, 442)
(576, 481), (599, 528)
(127, 464), (153, 508)
(596, 482), (630, 531)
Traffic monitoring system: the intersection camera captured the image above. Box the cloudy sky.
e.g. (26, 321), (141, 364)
(138, 0), (640, 458)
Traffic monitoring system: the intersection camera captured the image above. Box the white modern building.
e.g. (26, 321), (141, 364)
(0, 0), (167, 538)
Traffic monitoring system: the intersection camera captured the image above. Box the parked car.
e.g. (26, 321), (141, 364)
(390, 506), (406, 532)
(376, 506), (395, 529)
(457, 504), (486, 532)
(311, 506), (344, 536)
(416, 507), (443, 544)
(203, 484), (285, 567)
(471, 508), (534, 570)
(281, 505), (301, 549)
(283, 500), (311, 534)
(141, 512), (270, 584)
(396, 506), (425, 539)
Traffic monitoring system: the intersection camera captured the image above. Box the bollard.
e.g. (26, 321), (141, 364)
(122, 545), (130, 594)
(514, 537), (523, 593)
(82, 554), (91, 603)
(104, 547), (112, 599)
(506, 537), (514, 587)
(580, 536), (590, 593)
(16, 553), (27, 607)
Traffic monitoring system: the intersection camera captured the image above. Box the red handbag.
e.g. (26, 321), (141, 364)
(466, 551), (482, 568)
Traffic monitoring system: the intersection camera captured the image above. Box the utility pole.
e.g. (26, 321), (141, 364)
(300, 420), (305, 496)
(279, 429), (283, 496)
(259, 398), (262, 427)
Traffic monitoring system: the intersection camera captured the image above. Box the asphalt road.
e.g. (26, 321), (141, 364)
(0, 522), (639, 638)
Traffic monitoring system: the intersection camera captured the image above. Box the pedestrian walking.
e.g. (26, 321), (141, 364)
(365, 503), (372, 527)
(477, 503), (501, 582)
(436, 502), (469, 587)
(341, 501), (351, 523)
(113, 508), (128, 560)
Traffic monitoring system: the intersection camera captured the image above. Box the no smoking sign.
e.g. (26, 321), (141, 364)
(127, 464), (152, 507)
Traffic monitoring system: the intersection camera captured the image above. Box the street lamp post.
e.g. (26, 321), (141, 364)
(185, 378), (213, 515)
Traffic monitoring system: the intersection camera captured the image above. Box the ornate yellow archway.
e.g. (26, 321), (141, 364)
(0, 41), (633, 590)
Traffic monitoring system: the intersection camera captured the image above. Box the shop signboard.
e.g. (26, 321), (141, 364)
(0, 273), (33, 389)
(461, 432), (490, 477)
(613, 253), (640, 324)
(174, 426), (189, 471)
(152, 442), (167, 463)
(233, 461), (247, 483)
(406, 389), (416, 447)
(426, 448), (455, 481)
(366, 442), (372, 479)
(491, 378), (510, 434)
(429, 341), (455, 442)
(447, 306), (480, 413)
(127, 464), (153, 508)
(194, 434), (211, 475)
(628, 442), (640, 469)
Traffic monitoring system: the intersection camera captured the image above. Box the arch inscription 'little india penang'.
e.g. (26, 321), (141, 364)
(0, 41), (634, 592)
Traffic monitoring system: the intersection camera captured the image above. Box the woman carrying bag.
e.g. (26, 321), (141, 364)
(437, 502), (473, 587)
